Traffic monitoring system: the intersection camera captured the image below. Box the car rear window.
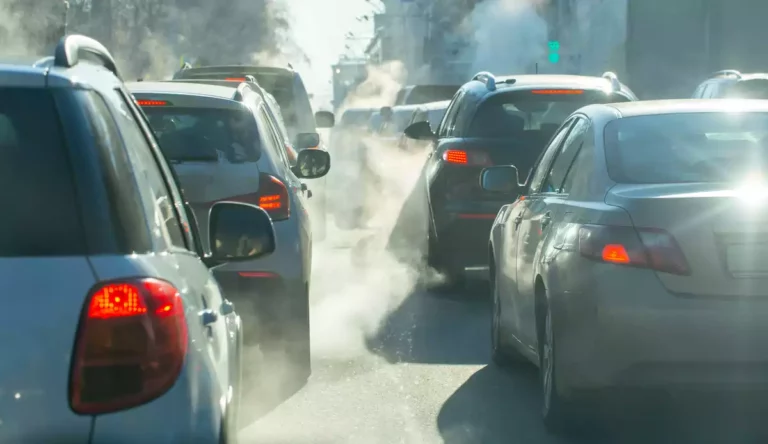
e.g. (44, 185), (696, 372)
(403, 85), (461, 105)
(604, 112), (768, 184)
(340, 109), (374, 127)
(0, 88), (85, 256)
(140, 106), (261, 163)
(720, 79), (768, 99)
(468, 89), (631, 139)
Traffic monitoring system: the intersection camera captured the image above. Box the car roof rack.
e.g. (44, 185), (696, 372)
(472, 71), (496, 91)
(53, 34), (121, 79)
(232, 82), (253, 102)
(32, 56), (54, 68)
(711, 69), (742, 79)
(602, 71), (621, 91)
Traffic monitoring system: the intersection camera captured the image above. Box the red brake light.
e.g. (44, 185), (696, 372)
(136, 99), (168, 106)
(577, 224), (690, 275)
(442, 149), (491, 166)
(210, 174), (290, 221)
(257, 174), (290, 220)
(70, 278), (188, 414)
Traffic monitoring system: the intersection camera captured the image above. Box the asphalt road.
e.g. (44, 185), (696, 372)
(237, 245), (768, 444)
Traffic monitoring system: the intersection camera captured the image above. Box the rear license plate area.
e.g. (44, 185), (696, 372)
(726, 242), (768, 276)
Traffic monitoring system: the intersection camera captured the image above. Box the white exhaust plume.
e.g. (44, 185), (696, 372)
(462, 0), (549, 75)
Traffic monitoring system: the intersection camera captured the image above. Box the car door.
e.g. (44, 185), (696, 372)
(109, 87), (233, 400)
(513, 116), (590, 346)
(500, 118), (574, 344)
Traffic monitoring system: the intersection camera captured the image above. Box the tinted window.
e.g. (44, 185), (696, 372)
(543, 118), (589, 192)
(340, 109), (374, 127)
(0, 88), (85, 256)
(720, 79), (768, 99)
(468, 89), (629, 138)
(529, 119), (575, 194)
(112, 91), (187, 250)
(404, 85), (461, 105)
(427, 107), (448, 132)
(141, 106), (261, 163)
(604, 112), (768, 184)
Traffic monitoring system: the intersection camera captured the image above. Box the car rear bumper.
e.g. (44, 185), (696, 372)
(214, 271), (308, 346)
(551, 256), (768, 394)
(433, 201), (501, 273)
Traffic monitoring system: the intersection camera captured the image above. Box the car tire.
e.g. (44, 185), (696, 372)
(539, 299), (578, 434)
(491, 269), (527, 367)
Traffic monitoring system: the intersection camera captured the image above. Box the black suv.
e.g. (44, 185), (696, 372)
(404, 71), (637, 283)
(692, 70), (768, 99)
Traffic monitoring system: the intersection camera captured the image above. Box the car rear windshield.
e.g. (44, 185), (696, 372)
(141, 106), (261, 163)
(340, 109), (374, 127)
(468, 89), (631, 139)
(720, 79), (768, 99)
(174, 68), (316, 134)
(604, 112), (768, 184)
(403, 85), (461, 105)
(0, 88), (86, 256)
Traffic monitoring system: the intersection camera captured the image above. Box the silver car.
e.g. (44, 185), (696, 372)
(484, 99), (768, 432)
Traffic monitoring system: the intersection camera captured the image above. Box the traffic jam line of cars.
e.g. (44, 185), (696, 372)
(7, 30), (768, 441)
(335, 68), (768, 434)
(0, 34), (335, 443)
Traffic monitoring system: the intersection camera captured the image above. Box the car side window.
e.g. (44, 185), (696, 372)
(260, 105), (292, 170)
(560, 133), (594, 195)
(528, 118), (576, 194)
(108, 89), (188, 251)
(542, 117), (589, 193)
(450, 97), (475, 137)
(254, 105), (289, 170)
(438, 90), (465, 137)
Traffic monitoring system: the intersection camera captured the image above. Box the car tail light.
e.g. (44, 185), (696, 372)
(212, 174), (290, 221)
(442, 149), (491, 166)
(70, 278), (188, 414)
(577, 224), (690, 275)
(257, 174), (290, 221)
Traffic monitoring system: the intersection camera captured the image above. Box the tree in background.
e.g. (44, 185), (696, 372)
(0, 0), (293, 79)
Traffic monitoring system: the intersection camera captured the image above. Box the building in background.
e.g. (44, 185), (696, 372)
(331, 58), (369, 111)
(549, 0), (768, 99)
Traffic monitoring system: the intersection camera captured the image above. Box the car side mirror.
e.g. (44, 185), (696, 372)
(480, 165), (521, 194)
(295, 132), (320, 149)
(294, 149), (331, 179)
(404, 121), (435, 141)
(315, 111), (335, 128)
(205, 202), (276, 267)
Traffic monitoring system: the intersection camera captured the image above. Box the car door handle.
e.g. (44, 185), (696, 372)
(513, 215), (523, 228)
(541, 212), (552, 230)
(301, 183), (308, 192)
(200, 309), (219, 326)
(220, 300), (235, 316)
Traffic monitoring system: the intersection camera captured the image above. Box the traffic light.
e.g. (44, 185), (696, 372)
(548, 41), (560, 64)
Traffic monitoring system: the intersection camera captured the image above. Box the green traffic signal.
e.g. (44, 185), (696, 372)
(547, 40), (560, 63)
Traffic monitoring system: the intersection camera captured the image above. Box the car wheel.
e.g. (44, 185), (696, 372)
(540, 302), (577, 433)
(491, 271), (526, 366)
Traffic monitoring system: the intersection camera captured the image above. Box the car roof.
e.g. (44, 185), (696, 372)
(127, 81), (254, 111)
(493, 74), (617, 91)
(127, 81), (237, 99)
(422, 100), (450, 109)
(177, 65), (295, 79)
(603, 99), (768, 117)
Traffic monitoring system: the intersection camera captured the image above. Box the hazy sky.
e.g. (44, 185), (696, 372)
(287, 0), (379, 108)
